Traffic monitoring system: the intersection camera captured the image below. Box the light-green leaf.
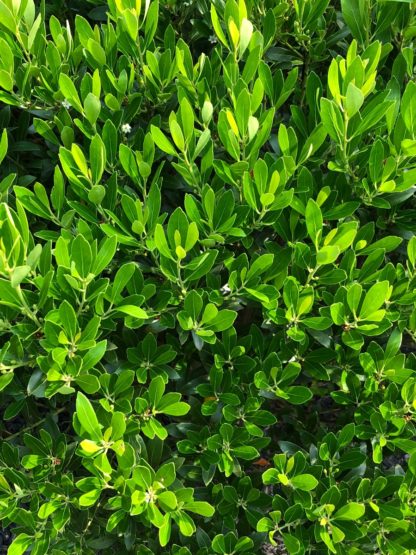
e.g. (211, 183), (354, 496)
(317, 245), (340, 265)
(75, 392), (102, 441)
(151, 125), (177, 156)
(345, 82), (364, 118)
(154, 224), (174, 260)
(210, 4), (228, 47)
(116, 305), (148, 319)
(290, 473), (319, 491)
(334, 502), (365, 521)
(0, 129), (8, 164)
(359, 281), (390, 320)
(401, 81), (416, 137)
(90, 134), (106, 185)
(8, 534), (33, 555)
(59, 73), (83, 113)
(184, 501), (215, 517)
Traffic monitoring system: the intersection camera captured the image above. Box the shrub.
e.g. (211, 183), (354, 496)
(0, 0), (416, 553)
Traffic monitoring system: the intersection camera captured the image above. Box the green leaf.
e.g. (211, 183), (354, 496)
(71, 235), (92, 279)
(159, 401), (190, 416)
(184, 250), (218, 282)
(305, 199), (323, 246)
(169, 119), (185, 151)
(10, 265), (31, 288)
(341, 0), (369, 45)
(82, 340), (107, 372)
(184, 501), (215, 517)
(79, 489), (101, 507)
(59, 73), (83, 113)
(102, 119), (118, 166)
(210, 4), (228, 47)
(317, 245), (340, 265)
(208, 310), (237, 332)
(155, 462), (176, 487)
(239, 18), (253, 57)
(0, 3), (16, 33)
(290, 473), (319, 491)
(75, 392), (102, 441)
(59, 300), (78, 339)
(93, 236), (117, 275)
(106, 509), (125, 532)
(76, 374), (101, 394)
(176, 511), (196, 536)
(232, 446), (259, 460)
(180, 97), (195, 143)
(334, 502), (365, 521)
(158, 491), (177, 511)
(235, 89), (250, 135)
(8, 534), (33, 555)
(408, 236), (416, 268)
(358, 235), (402, 255)
(246, 253), (274, 281)
(87, 39), (106, 66)
(154, 224), (174, 260)
(116, 305), (148, 319)
(408, 452), (416, 475)
(401, 81), (416, 137)
(84, 93), (101, 125)
(194, 128), (211, 158)
(285, 386), (313, 405)
(0, 373), (14, 392)
(353, 98), (393, 137)
(343, 329), (364, 351)
(150, 125), (177, 156)
(320, 98), (344, 144)
(149, 376), (165, 407)
(298, 123), (327, 164)
(281, 533), (301, 554)
(0, 129), (8, 164)
(90, 134), (106, 185)
(345, 83), (364, 118)
(159, 514), (171, 547)
(122, 9), (139, 40)
(359, 281), (390, 319)
(301, 317), (332, 330)
(184, 290), (203, 320)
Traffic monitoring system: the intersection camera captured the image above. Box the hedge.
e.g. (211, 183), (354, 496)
(0, 1), (416, 554)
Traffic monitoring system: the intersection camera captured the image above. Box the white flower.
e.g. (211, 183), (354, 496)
(208, 35), (217, 44)
(62, 99), (71, 109)
(220, 283), (231, 294)
(144, 487), (157, 504)
(121, 123), (132, 134)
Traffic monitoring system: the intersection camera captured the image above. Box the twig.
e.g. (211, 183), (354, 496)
(3, 407), (66, 442)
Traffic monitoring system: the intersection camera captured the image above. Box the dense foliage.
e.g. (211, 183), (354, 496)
(0, 0), (416, 553)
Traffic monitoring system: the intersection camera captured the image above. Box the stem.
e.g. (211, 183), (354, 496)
(77, 283), (88, 316)
(306, 265), (321, 285)
(176, 259), (186, 294)
(3, 407), (66, 442)
(15, 285), (41, 327)
(300, 50), (310, 108)
(342, 112), (350, 173)
(183, 151), (200, 192)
